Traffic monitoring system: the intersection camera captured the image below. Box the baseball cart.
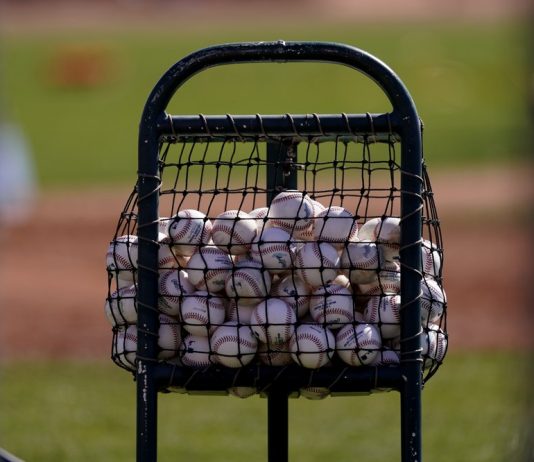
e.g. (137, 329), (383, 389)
(105, 41), (447, 461)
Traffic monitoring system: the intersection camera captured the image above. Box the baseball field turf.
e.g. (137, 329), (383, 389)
(0, 16), (531, 462)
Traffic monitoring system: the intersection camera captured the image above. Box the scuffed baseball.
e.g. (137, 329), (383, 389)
(257, 340), (293, 366)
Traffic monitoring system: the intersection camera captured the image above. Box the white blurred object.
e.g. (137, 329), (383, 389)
(0, 123), (36, 226)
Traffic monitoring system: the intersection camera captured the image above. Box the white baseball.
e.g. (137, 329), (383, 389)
(363, 294), (401, 339)
(248, 206), (269, 233)
(186, 246), (233, 293)
(358, 216), (401, 244)
(295, 242), (340, 288)
(309, 283), (354, 330)
(422, 239), (442, 277)
(289, 324), (335, 369)
(158, 269), (194, 316)
(180, 291), (226, 337)
(250, 298), (296, 346)
(336, 323), (382, 366)
(421, 277), (446, 325)
(257, 340), (293, 366)
(369, 347), (400, 366)
(226, 299), (256, 324)
(340, 240), (380, 285)
(422, 323), (447, 369)
(225, 260), (272, 305)
(313, 206), (358, 249)
(211, 210), (257, 255)
(210, 322), (258, 368)
(270, 274), (311, 318)
(168, 209), (213, 256)
(267, 190), (314, 236)
(106, 235), (138, 284)
(158, 237), (180, 271)
(158, 313), (182, 359)
(105, 285), (137, 326)
(114, 325), (138, 370)
(357, 261), (401, 297)
(180, 334), (212, 368)
(250, 227), (295, 274)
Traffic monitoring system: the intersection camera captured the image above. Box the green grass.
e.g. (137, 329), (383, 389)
(1, 20), (530, 188)
(0, 352), (529, 461)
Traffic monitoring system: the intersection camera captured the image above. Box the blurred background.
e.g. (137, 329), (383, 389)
(0, 0), (532, 460)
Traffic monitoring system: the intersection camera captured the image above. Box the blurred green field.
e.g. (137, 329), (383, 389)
(1, 20), (529, 187)
(0, 353), (529, 461)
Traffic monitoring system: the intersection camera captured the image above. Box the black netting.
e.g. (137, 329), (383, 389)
(105, 118), (447, 396)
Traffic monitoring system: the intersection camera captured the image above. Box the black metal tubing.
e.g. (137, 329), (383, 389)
(137, 41), (423, 462)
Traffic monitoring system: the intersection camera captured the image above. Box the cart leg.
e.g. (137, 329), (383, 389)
(268, 392), (289, 462)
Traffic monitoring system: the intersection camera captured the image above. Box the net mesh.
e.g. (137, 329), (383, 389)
(105, 118), (447, 395)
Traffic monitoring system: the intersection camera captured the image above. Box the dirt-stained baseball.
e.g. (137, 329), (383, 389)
(105, 285), (137, 326)
(267, 190), (314, 236)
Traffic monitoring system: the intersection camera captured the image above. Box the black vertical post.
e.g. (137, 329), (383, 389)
(266, 140), (297, 462)
(137, 115), (161, 462)
(399, 121), (423, 462)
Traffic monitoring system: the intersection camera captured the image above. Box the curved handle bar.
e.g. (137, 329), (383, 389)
(140, 40), (420, 136)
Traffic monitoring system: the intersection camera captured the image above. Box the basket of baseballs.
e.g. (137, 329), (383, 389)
(105, 190), (447, 393)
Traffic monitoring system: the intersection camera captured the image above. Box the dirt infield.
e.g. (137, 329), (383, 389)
(0, 165), (531, 360)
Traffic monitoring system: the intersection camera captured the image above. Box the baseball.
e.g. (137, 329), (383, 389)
(248, 206), (269, 233)
(313, 206), (358, 249)
(180, 334), (212, 368)
(357, 261), (401, 297)
(114, 325), (138, 370)
(295, 242), (340, 288)
(158, 313), (182, 359)
(210, 322), (258, 368)
(257, 340), (293, 366)
(186, 246), (233, 293)
(363, 294), (401, 339)
(105, 285), (137, 326)
(158, 236), (180, 271)
(369, 347), (400, 366)
(340, 240), (380, 285)
(267, 190), (314, 236)
(225, 260), (272, 305)
(180, 291), (226, 337)
(270, 274), (311, 318)
(211, 210), (257, 255)
(421, 277), (446, 325)
(335, 322), (382, 366)
(289, 324), (335, 369)
(250, 298), (296, 346)
(106, 235), (138, 283)
(358, 216), (401, 244)
(422, 239), (442, 278)
(309, 283), (354, 330)
(300, 387), (330, 400)
(250, 227), (295, 274)
(168, 209), (213, 256)
(422, 323), (447, 369)
(226, 299), (256, 324)
(158, 269), (195, 316)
